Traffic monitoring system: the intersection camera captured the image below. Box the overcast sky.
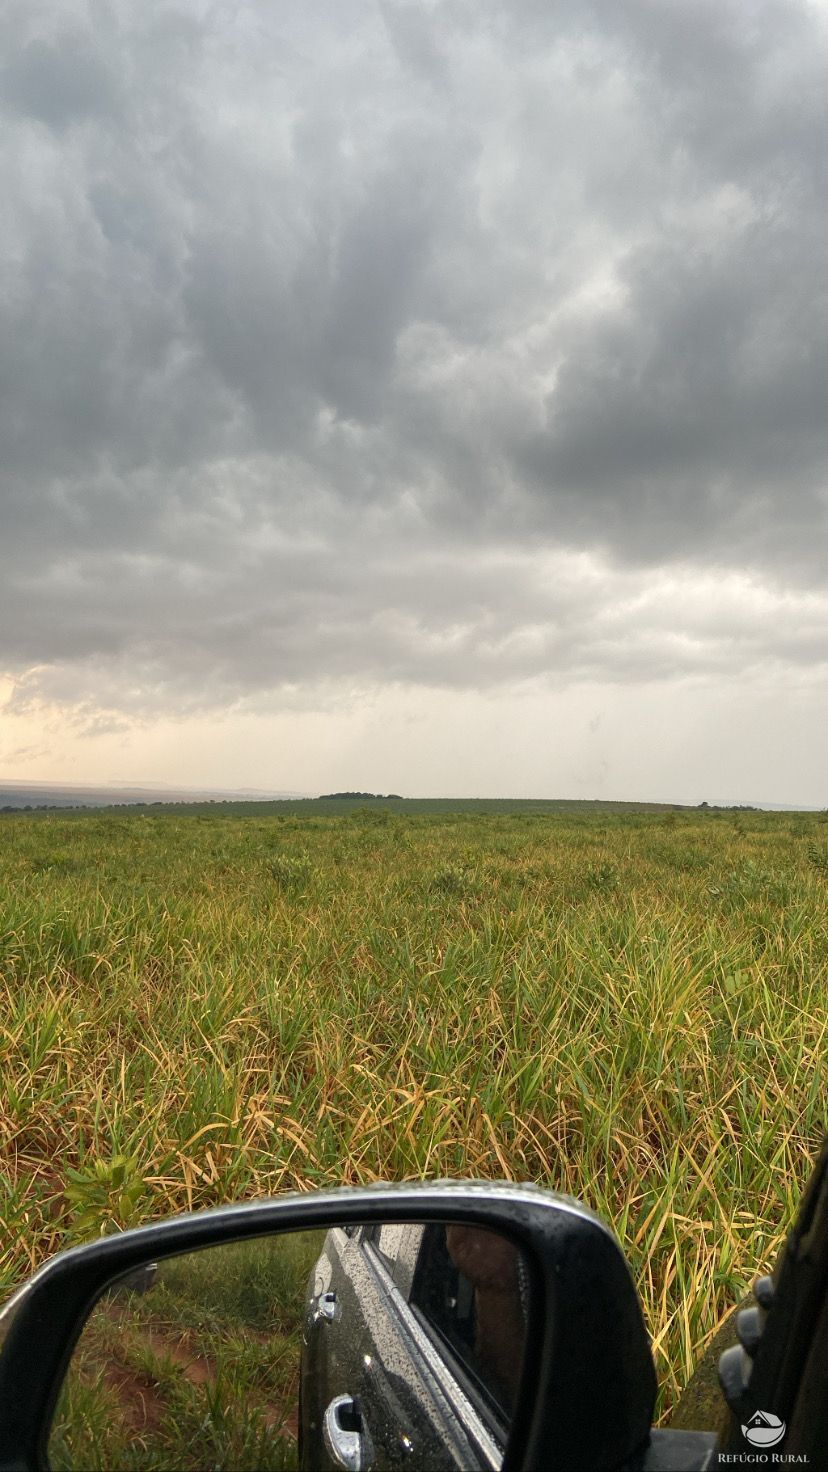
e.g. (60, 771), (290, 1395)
(2, 0), (826, 802)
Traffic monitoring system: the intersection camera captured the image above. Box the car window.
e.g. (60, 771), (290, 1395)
(410, 1225), (477, 1356)
(409, 1225), (526, 1418)
(362, 1221), (407, 1268)
(389, 1223), (427, 1296)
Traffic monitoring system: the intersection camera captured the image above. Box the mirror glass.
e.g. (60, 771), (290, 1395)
(49, 1221), (530, 1471)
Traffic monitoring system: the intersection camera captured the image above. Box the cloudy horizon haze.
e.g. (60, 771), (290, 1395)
(2, 0), (826, 804)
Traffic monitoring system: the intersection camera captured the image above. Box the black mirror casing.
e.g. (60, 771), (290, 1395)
(0, 1180), (658, 1472)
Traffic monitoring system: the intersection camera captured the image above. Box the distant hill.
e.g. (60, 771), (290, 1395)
(0, 781), (307, 810)
(1, 784), (820, 816)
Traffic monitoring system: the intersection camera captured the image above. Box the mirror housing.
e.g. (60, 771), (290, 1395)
(0, 1180), (657, 1472)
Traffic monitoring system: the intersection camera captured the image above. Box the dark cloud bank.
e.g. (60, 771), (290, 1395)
(2, 0), (826, 712)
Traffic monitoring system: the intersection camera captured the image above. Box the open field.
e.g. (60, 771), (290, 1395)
(1, 801), (825, 1416)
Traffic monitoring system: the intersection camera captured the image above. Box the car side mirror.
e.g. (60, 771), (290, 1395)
(0, 1180), (694, 1471)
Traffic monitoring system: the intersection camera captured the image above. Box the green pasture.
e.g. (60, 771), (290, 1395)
(0, 801), (825, 1416)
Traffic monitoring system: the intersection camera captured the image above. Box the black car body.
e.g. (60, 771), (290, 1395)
(300, 1222), (520, 1471)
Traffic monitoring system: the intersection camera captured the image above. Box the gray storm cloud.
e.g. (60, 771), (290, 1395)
(1, 0), (827, 712)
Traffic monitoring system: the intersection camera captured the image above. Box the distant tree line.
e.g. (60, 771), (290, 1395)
(319, 791), (403, 800)
(0, 803), (85, 812)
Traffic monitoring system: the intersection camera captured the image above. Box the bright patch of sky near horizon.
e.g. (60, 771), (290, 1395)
(1, 0), (826, 802)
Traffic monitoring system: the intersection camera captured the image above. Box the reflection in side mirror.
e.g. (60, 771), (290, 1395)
(48, 1223), (530, 1471)
(49, 1231), (322, 1472)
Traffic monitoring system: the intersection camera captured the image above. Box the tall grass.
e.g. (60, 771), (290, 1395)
(0, 803), (825, 1414)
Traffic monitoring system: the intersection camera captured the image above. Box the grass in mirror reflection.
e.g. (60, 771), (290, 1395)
(49, 1231), (324, 1472)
